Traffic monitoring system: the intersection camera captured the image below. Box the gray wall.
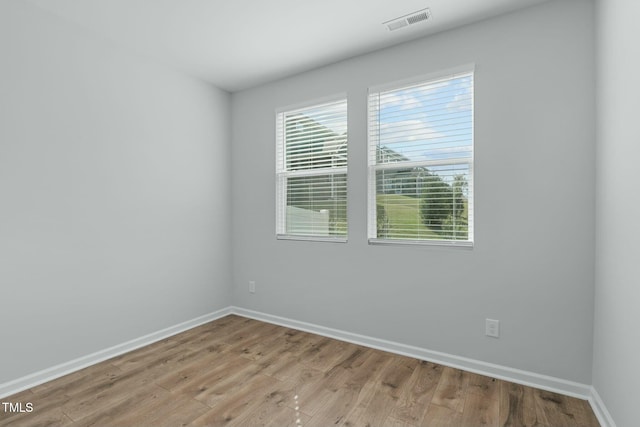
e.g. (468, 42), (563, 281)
(232, 0), (596, 383)
(0, 1), (231, 383)
(593, 0), (640, 425)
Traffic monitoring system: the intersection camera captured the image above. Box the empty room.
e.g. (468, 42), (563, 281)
(0, 0), (637, 426)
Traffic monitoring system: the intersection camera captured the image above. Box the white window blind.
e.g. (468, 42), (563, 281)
(368, 67), (474, 245)
(276, 98), (348, 240)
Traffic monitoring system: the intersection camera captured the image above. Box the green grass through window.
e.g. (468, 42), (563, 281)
(377, 194), (439, 240)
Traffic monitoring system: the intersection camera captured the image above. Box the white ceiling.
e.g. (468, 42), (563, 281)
(26, 0), (551, 92)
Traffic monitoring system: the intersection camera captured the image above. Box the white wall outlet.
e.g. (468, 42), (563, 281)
(486, 319), (500, 338)
(249, 281), (256, 294)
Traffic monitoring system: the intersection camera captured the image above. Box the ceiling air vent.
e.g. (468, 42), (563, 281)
(384, 8), (431, 31)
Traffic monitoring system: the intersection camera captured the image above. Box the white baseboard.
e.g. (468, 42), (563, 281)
(0, 307), (232, 399)
(589, 387), (617, 427)
(230, 306), (592, 400)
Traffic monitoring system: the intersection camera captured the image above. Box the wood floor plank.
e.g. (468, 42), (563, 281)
(267, 359), (313, 386)
(191, 361), (267, 408)
(295, 336), (333, 368)
(340, 349), (392, 392)
(152, 342), (234, 391)
(390, 360), (444, 425)
(173, 341), (231, 369)
(126, 392), (210, 427)
(0, 315), (600, 427)
(70, 386), (170, 427)
(350, 355), (419, 427)
(321, 347), (372, 392)
(300, 338), (359, 373)
(190, 374), (281, 426)
(166, 354), (253, 395)
(533, 389), (597, 427)
(224, 380), (310, 427)
(290, 387), (335, 419)
(256, 330), (326, 380)
(467, 372), (500, 397)
(462, 390), (500, 426)
(383, 415), (418, 427)
(29, 362), (122, 398)
(499, 382), (543, 427)
(218, 318), (277, 348)
(110, 334), (213, 374)
(181, 328), (234, 353)
(264, 407), (311, 427)
(326, 351), (395, 426)
(225, 322), (282, 357)
(88, 390), (172, 427)
(60, 365), (157, 421)
(421, 402), (463, 427)
(333, 380), (379, 427)
(460, 372), (500, 426)
(237, 325), (291, 361)
(304, 387), (365, 427)
(569, 398), (601, 427)
(108, 336), (182, 370)
(431, 366), (469, 414)
(0, 407), (74, 427)
(224, 405), (310, 427)
(338, 352), (397, 427)
(263, 365), (326, 416)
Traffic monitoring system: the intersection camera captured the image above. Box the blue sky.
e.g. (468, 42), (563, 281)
(377, 73), (473, 163)
(290, 74), (472, 172)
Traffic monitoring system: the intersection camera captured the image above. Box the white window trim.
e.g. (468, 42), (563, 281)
(367, 65), (475, 247)
(275, 93), (348, 243)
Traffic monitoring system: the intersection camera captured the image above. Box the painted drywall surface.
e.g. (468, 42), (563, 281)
(232, 0), (595, 383)
(593, 0), (640, 424)
(0, 1), (231, 383)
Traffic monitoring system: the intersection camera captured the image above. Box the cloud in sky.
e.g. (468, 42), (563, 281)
(446, 76), (473, 112)
(298, 100), (347, 135)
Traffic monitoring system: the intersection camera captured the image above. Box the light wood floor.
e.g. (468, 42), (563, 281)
(0, 315), (599, 427)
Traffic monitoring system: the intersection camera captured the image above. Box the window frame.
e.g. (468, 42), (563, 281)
(367, 65), (475, 247)
(275, 94), (349, 243)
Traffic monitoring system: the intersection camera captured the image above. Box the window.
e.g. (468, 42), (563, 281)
(368, 67), (474, 246)
(276, 97), (348, 241)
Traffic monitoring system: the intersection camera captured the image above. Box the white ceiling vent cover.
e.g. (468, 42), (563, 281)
(384, 8), (431, 31)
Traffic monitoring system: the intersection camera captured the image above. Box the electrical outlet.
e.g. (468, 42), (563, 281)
(486, 319), (500, 338)
(249, 281), (256, 294)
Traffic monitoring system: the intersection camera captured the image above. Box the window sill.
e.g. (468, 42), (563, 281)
(368, 238), (473, 248)
(277, 235), (348, 244)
